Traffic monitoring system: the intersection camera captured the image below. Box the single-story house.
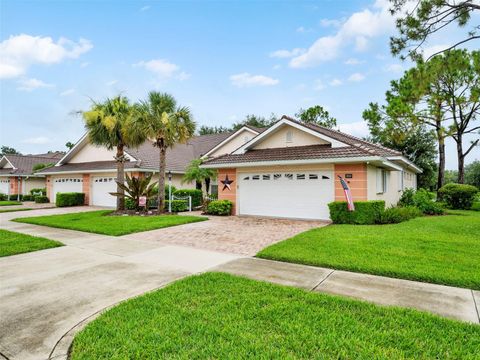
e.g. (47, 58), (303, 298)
(37, 125), (262, 206)
(0, 152), (64, 197)
(202, 116), (421, 220)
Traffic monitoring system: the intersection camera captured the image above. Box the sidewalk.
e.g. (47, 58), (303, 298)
(214, 257), (480, 324)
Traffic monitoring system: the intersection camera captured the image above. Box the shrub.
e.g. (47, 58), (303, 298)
(376, 206), (423, 224)
(438, 183), (479, 210)
(8, 194), (22, 201)
(471, 201), (480, 211)
(398, 188), (415, 207)
(328, 201), (385, 224)
(56, 192), (85, 207)
(152, 185), (178, 200)
(125, 198), (136, 210)
(22, 194), (34, 201)
(173, 189), (203, 207)
(165, 199), (189, 212)
(0, 193), (7, 201)
(30, 188), (46, 195)
(206, 200), (233, 216)
(35, 195), (49, 203)
(412, 189), (444, 215)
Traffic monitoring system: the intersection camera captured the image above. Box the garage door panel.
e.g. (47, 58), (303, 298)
(91, 176), (117, 207)
(53, 178), (83, 202)
(0, 179), (10, 195)
(239, 171), (333, 220)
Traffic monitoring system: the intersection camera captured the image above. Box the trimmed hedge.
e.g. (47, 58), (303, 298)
(35, 195), (49, 203)
(30, 188), (46, 195)
(8, 194), (22, 201)
(438, 183), (479, 210)
(165, 199), (188, 212)
(328, 201), (385, 224)
(206, 200), (233, 216)
(56, 192), (85, 207)
(22, 194), (34, 201)
(0, 193), (7, 201)
(173, 189), (203, 207)
(376, 206), (423, 224)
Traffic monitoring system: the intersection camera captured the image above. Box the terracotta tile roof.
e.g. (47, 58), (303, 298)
(0, 153), (64, 176)
(204, 144), (375, 165)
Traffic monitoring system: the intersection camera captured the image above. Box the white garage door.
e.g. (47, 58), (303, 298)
(53, 178), (83, 202)
(239, 171), (334, 220)
(0, 179), (10, 195)
(91, 176), (117, 207)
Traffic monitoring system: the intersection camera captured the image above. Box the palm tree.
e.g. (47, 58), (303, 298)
(182, 158), (217, 194)
(83, 96), (145, 211)
(138, 92), (196, 212)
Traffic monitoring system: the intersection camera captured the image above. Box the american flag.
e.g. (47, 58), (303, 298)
(338, 175), (355, 211)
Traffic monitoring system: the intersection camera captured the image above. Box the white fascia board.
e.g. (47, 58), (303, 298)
(387, 156), (423, 173)
(38, 168), (184, 176)
(56, 133), (137, 166)
(202, 126), (259, 158)
(202, 156), (382, 169)
(232, 119), (348, 155)
(0, 156), (16, 169)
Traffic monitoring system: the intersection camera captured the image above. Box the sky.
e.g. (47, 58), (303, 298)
(0, 0), (478, 169)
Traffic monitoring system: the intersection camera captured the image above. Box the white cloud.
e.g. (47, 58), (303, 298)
(344, 58), (364, 65)
(269, 48), (305, 58)
(348, 73), (366, 82)
(384, 63), (404, 73)
(60, 88), (75, 96)
(230, 73), (279, 87)
(80, 62), (90, 68)
(106, 80), (118, 86)
(290, 0), (394, 68)
(329, 78), (343, 86)
(320, 18), (343, 27)
(337, 121), (370, 138)
(21, 136), (52, 145)
(296, 26), (312, 33)
(422, 44), (450, 59)
(140, 5), (150, 11)
(313, 79), (325, 91)
(0, 34), (92, 79)
(134, 58), (189, 81)
(17, 78), (54, 91)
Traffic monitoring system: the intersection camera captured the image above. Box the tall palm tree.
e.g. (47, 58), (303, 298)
(138, 92), (196, 212)
(182, 158), (217, 194)
(83, 96), (145, 211)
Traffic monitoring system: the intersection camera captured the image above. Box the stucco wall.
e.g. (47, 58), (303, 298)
(217, 168), (237, 214)
(209, 129), (256, 157)
(253, 125), (328, 149)
(367, 165), (417, 206)
(24, 178), (46, 194)
(334, 163), (367, 201)
(69, 143), (133, 163)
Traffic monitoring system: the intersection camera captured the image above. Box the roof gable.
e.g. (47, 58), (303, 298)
(203, 126), (259, 158)
(233, 117), (348, 154)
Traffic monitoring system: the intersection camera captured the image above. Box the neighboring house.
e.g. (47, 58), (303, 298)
(37, 127), (261, 207)
(202, 116), (421, 220)
(0, 152), (64, 196)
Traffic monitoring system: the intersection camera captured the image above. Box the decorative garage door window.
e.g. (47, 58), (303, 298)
(55, 178), (83, 183)
(241, 173), (330, 181)
(0, 179), (10, 183)
(94, 177), (116, 183)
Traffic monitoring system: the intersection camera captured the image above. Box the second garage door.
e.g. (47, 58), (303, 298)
(0, 179), (10, 195)
(91, 176), (117, 207)
(238, 171), (334, 220)
(52, 178), (83, 202)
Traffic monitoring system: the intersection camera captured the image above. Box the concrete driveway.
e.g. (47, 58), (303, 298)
(0, 207), (320, 359)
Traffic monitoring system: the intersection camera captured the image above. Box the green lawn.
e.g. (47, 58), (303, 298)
(13, 210), (207, 236)
(0, 201), (22, 206)
(70, 273), (480, 360)
(0, 208), (33, 213)
(258, 210), (480, 290)
(0, 229), (63, 257)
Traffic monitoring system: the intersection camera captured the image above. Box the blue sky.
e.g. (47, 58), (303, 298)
(1, 0), (478, 169)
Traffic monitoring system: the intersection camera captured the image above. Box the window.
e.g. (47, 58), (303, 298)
(296, 174), (305, 180)
(322, 175), (330, 180)
(285, 173), (293, 180)
(243, 176), (250, 181)
(376, 168), (388, 194)
(274, 174), (281, 180)
(210, 184), (218, 196)
(262, 174), (270, 180)
(398, 171), (404, 192)
(309, 174), (318, 180)
(286, 130), (293, 143)
(252, 175), (260, 180)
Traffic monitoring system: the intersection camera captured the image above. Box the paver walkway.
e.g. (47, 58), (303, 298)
(215, 257), (480, 324)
